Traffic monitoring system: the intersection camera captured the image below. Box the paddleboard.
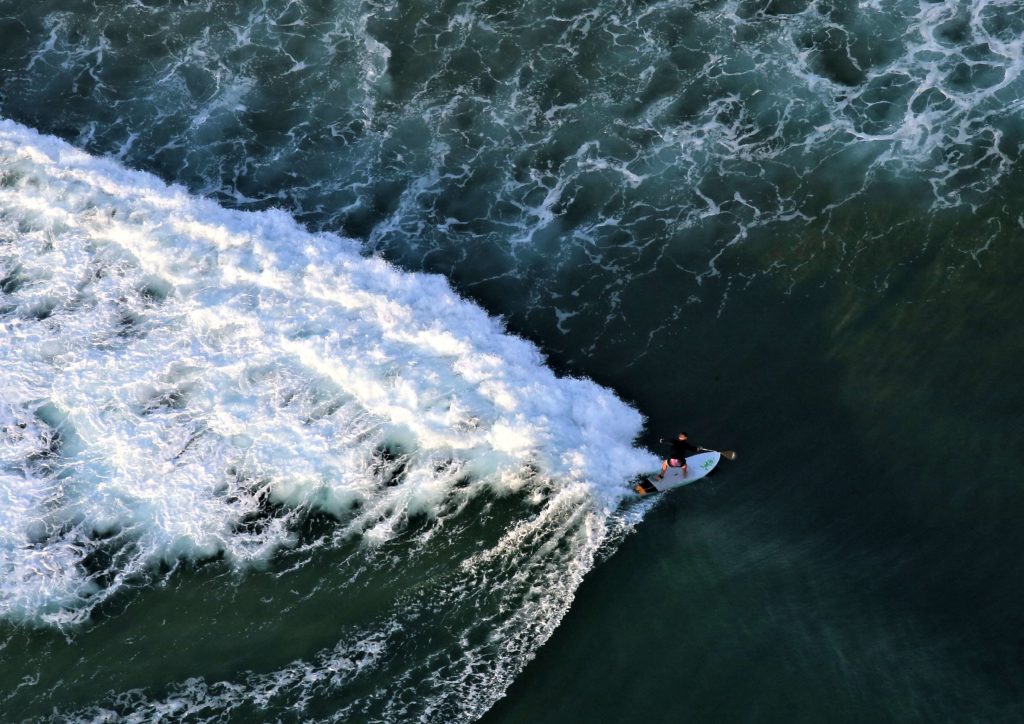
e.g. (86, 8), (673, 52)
(634, 450), (720, 495)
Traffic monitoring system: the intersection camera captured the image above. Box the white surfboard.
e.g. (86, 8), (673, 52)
(634, 451), (721, 495)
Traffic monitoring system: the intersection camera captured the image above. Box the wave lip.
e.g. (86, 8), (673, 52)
(0, 117), (656, 627)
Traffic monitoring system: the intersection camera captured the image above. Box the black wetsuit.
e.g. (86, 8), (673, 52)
(668, 438), (699, 465)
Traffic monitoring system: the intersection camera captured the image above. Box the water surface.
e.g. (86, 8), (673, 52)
(1, 0), (1023, 721)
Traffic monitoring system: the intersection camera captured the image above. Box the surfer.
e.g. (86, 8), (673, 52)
(657, 432), (702, 479)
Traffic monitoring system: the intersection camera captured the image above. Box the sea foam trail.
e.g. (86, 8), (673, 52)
(0, 117), (657, 627)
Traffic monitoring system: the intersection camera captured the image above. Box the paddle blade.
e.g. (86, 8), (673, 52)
(720, 450), (737, 461)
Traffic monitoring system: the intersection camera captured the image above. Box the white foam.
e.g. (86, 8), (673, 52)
(0, 117), (657, 625)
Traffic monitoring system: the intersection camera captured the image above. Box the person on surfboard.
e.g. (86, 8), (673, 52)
(658, 432), (703, 479)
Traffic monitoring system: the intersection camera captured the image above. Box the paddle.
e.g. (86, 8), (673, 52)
(658, 439), (737, 461)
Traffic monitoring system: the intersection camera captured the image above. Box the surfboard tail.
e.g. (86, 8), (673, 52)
(634, 479), (658, 495)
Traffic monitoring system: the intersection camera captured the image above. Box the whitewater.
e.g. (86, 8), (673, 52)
(0, 118), (655, 720)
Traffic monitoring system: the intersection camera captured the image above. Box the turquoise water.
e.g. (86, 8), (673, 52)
(2, 0), (1023, 721)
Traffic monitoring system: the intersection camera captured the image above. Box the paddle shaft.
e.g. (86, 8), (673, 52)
(658, 439), (736, 461)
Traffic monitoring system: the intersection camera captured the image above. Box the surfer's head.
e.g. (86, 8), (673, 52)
(678, 432), (688, 440)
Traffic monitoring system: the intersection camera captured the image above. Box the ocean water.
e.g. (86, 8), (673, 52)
(1, 0), (1023, 721)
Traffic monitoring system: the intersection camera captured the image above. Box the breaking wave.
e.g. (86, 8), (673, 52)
(0, 118), (655, 720)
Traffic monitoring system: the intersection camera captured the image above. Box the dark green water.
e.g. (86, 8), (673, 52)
(489, 227), (1024, 723)
(2, 0), (1024, 721)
